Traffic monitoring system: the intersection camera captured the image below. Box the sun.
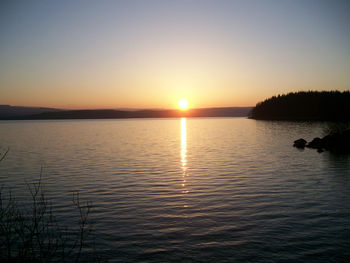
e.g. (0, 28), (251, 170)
(178, 99), (189, 110)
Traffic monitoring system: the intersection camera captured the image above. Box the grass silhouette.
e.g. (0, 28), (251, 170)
(0, 149), (102, 262)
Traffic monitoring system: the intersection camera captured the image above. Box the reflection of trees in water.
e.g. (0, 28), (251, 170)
(322, 122), (350, 136)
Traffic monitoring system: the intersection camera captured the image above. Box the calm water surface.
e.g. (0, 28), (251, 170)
(0, 118), (349, 262)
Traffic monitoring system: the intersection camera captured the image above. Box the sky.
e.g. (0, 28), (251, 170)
(0, 0), (349, 109)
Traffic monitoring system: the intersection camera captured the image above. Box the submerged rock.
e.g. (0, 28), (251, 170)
(293, 138), (307, 149)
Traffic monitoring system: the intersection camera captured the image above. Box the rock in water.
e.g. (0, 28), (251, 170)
(322, 130), (350, 153)
(294, 129), (350, 154)
(293, 138), (307, 148)
(306, 137), (323, 149)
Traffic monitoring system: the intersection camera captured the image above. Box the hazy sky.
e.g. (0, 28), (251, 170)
(1, 0), (349, 109)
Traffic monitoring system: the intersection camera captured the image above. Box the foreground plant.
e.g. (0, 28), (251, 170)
(0, 151), (99, 262)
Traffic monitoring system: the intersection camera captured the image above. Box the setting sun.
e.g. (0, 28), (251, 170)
(178, 99), (189, 110)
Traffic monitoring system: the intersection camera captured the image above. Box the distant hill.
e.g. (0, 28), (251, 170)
(1, 107), (252, 120)
(0, 105), (61, 119)
(251, 91), (350, 121)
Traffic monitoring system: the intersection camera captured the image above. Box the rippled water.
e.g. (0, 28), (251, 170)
(0, 118), (349, 262)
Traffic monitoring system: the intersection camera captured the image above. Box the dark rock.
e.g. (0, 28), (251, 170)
(323, 129), (350, 153)
(293, 138), (307, 148)
(295, 129), (350, 154)
(306, 137), (323, 149)
(322, 134), (337, 151)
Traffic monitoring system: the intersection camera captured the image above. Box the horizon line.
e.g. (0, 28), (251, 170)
(0, 105), (254, 111)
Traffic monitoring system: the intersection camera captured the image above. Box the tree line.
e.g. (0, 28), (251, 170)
(251, 90), (350, 121)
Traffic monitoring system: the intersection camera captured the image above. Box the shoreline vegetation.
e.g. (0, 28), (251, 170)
(250, 90), (350, 153)
(0, 107), (252, 120)
(250, 90), (350, 121)
(0, 152), (99, 262)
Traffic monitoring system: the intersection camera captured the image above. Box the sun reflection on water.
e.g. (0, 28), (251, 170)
(181, 118), (187, 169)
(181, 118), (188, 197)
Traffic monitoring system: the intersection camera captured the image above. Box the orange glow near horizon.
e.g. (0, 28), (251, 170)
(1, 2), (349, 110)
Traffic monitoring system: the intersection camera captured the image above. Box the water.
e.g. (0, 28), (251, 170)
(0, 118), (349, 262)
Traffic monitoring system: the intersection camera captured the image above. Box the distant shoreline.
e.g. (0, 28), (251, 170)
(0, 107), (252, 120)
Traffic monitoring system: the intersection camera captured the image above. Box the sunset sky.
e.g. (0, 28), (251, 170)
(1, 0), (349, 109)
